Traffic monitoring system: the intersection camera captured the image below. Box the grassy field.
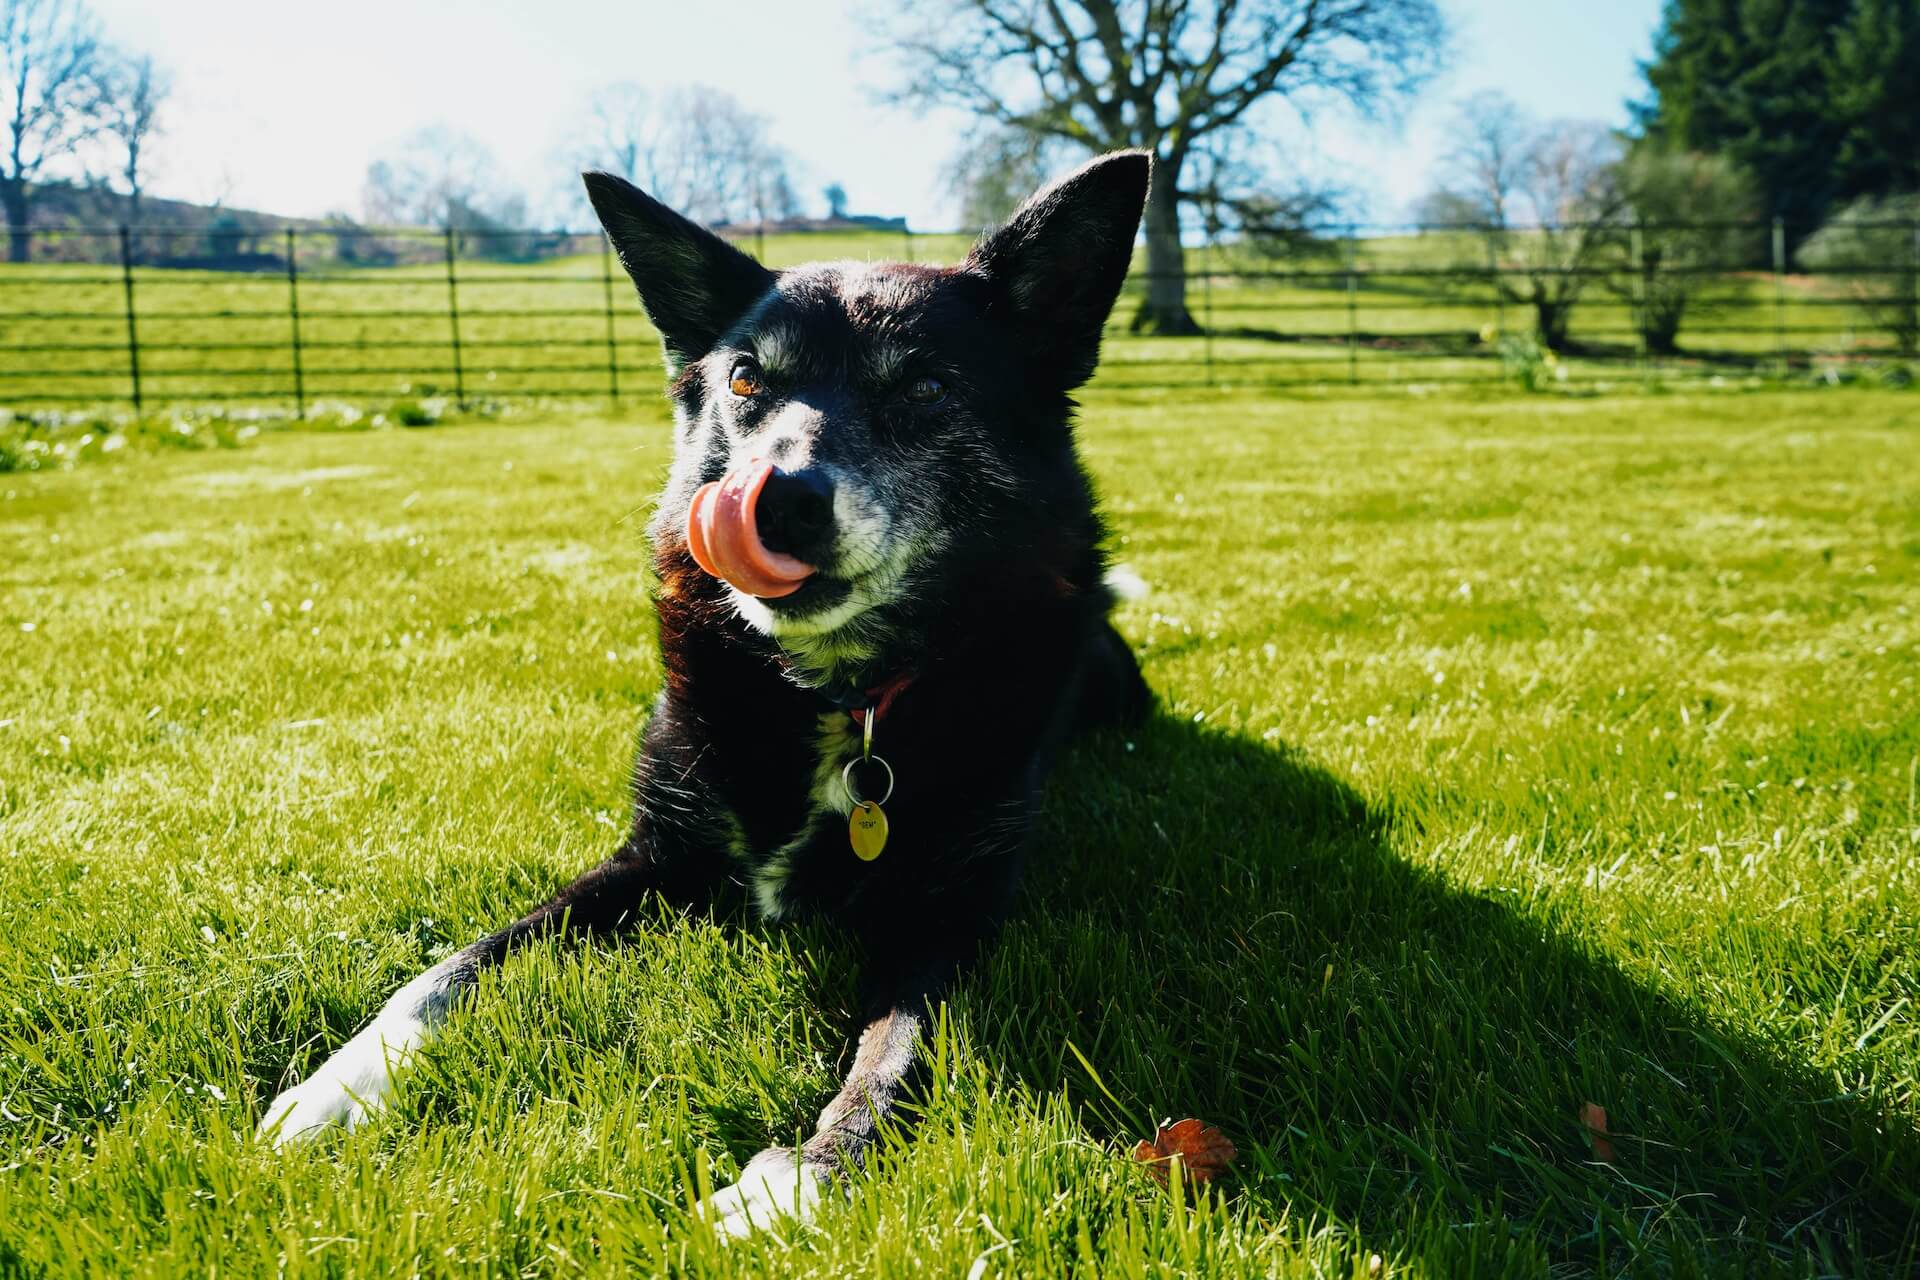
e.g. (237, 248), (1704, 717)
(2, 384), (1918, 1276)
(1, 227), (1914, 410)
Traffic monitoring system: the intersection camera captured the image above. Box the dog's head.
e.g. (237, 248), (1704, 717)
(585, 152), (1148, 681)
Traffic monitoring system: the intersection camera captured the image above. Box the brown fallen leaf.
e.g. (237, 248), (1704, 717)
(1580, 1102), (1616, 1163)
(1131, 1117), (1238, 1186)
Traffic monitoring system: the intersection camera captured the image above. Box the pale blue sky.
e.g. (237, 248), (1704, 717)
(91, 0), (1663, 230)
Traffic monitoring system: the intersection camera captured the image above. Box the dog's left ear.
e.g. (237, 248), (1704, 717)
(583, 170), (776, 372)
(963, 150), (1150, 391)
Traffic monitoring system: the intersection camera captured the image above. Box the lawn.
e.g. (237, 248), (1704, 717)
(1, 384), (1917, 1277)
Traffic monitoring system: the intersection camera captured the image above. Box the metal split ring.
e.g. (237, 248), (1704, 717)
(842, 753), (895, 808)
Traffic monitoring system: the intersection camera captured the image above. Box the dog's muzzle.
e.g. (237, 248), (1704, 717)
(686, 460), (835, 598)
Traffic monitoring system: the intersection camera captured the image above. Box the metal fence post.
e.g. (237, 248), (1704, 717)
(602, 232), (620, 406)
(118, 225), (142, 413)
(1201, 220), (1215, 388)
(444, 226), (466, 406)
(1486, 228), (1504, 339)
(285, 228), (305, 418)
(1771, 216), (1787, 374)
(1345, 223), (1359, 386)
(1631, 219), (1648, 377)
(1909, 217), (1919, 358)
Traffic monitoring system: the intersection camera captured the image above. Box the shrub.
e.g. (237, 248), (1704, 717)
(1612, 149), (1763, 355)
(1496, 332), (1561, 392)
(392, 398), (439, 427)
(1801, 194), (1920, 357)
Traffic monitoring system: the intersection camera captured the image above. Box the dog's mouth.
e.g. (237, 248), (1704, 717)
(752, 572), (855, 616)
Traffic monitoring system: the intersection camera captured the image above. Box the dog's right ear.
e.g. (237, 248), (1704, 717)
(583, 171), (775, 372)
(962, 151), (1150, 392)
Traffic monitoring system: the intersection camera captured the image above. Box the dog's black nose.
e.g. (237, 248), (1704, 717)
(755, 467), (836, 564)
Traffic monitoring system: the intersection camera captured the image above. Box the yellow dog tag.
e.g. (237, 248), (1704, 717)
(849, 801), (889, 860)
(844, 709), (896, 862)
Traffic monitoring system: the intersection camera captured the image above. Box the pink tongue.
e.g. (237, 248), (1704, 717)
(686, 460), (816, 599)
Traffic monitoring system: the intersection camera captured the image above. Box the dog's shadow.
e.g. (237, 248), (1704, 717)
(932, 712), (1920, 1271)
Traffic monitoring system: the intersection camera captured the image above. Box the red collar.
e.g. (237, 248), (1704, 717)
(849, 670), (916, 728)
(765, 648), (917, 727)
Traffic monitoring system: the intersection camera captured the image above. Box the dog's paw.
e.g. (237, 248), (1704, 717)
(256, 1076), (370, 1148)
(1104, 563), (1150, 601)
(697, 1147), (830, 1240)
(255, 1030), (410, 1148)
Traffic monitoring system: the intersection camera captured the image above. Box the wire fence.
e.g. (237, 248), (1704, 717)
(2, 216), (1917, 412)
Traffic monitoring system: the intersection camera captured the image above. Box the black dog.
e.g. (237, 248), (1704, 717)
(260, 151), (1154, 1236)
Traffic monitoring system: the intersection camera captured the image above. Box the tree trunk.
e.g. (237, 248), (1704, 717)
(2, 181), (28, 264)
(1130, 154), (1198, 335)
(1535, 297), (1573, 352)
(1642, 293), (1684, 356)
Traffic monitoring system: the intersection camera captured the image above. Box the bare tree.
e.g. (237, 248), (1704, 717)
(364, 126), (531, 257)
(656, 85), (798, 228)
(556, 82), (675, 220)
(1181, 132), (1346, 260)
(558, 83), (800, 232)
(96, 48), (168, 241)
(1421, 95), (1626, 351)
(1435, 91), (1529, 228)
(582, 82), (656, 186)
(874, 0), (1446, 333)
(1500, 122), (1627, 351)
(944, 124), (1071, 229)
(366, 126), (492, 226)
(1, 0), (103, 262)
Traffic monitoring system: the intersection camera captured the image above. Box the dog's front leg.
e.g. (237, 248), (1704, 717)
(258, 842), (688, 1146)
(700, 991), (932, 1239)
(701, 899), (1003, 1240)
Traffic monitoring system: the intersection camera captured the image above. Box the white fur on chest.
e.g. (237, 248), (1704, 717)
(748, 712), (860, 919)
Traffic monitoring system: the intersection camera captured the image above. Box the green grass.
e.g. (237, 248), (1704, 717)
(2, 228), (1914, 410)
(2, 385), (1918, 1276)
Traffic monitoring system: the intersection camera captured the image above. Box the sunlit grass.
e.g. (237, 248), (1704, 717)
(1, 385), (1917, 1276)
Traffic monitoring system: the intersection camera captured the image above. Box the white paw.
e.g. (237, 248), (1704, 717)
(1104, 563), (1150, 601)
(697, 1148), (829, 1240)
(256, 1074), (375, 1147)
(255, 1027), (414, 1148)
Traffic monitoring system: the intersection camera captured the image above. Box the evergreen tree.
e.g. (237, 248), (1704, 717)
(1637, 0), (1918, 240)
(1831, 0), (1920, 196)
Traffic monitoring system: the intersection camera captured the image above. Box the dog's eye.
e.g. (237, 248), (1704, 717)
(904, 375), (946, 406)
(728, 361), (763, 398)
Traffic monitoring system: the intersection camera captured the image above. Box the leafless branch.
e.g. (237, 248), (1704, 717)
(2, 0), (104, 185)
(869, 0), (1446, 328)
